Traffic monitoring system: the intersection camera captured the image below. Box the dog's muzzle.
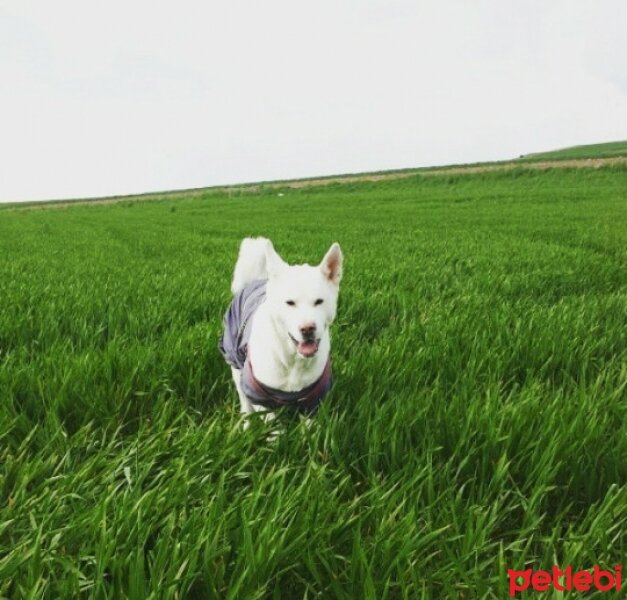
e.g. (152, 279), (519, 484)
(289, 332), (320, 358)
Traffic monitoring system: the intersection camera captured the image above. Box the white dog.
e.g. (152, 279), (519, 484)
(219, 237), (343, 422)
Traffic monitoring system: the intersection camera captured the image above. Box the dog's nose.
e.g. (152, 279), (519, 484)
(299, 323), (316, 338)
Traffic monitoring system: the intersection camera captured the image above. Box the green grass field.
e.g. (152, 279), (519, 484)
(520, 140), (627, 161)
(1, 164), (626, 598)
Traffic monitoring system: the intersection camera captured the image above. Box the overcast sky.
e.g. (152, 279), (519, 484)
(1, 1), (626, 202)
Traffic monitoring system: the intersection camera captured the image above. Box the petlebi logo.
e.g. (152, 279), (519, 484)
(508, 565), (622, 596)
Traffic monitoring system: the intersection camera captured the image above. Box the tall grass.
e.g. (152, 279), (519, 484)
(1, 166), (626, 598)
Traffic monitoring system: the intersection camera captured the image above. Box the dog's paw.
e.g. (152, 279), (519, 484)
(265, 429), (281, 442)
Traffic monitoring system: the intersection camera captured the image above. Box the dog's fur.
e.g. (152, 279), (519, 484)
(229, 237), (343, 420)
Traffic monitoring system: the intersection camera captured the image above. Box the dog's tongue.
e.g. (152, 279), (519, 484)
(298, 339), (318, 357)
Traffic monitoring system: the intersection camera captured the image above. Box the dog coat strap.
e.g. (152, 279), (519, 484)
(241, 357), (333, 415)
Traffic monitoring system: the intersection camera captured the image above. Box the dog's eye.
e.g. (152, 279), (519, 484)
(286, 300), (295, 306)
(314, 299), (324, 306)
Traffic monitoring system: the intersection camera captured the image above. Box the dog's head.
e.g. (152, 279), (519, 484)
(264, 241), (343, 359)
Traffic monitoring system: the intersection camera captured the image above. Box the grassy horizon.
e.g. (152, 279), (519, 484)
(520, 140), (627, 161)
(1, 165), (626, 598)
(3, 140), (625, 210)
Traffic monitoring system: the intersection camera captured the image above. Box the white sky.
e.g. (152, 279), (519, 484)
(1, 1), (626, 203)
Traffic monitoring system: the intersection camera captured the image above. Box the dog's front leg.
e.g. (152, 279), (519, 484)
(252, 404), (280, 439)
(232, 368), (279, 435)
(231, 368), (255, 429)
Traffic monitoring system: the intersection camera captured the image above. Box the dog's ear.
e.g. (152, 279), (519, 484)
(320, 243), (343, 285)
(265, 240), (287, 279)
